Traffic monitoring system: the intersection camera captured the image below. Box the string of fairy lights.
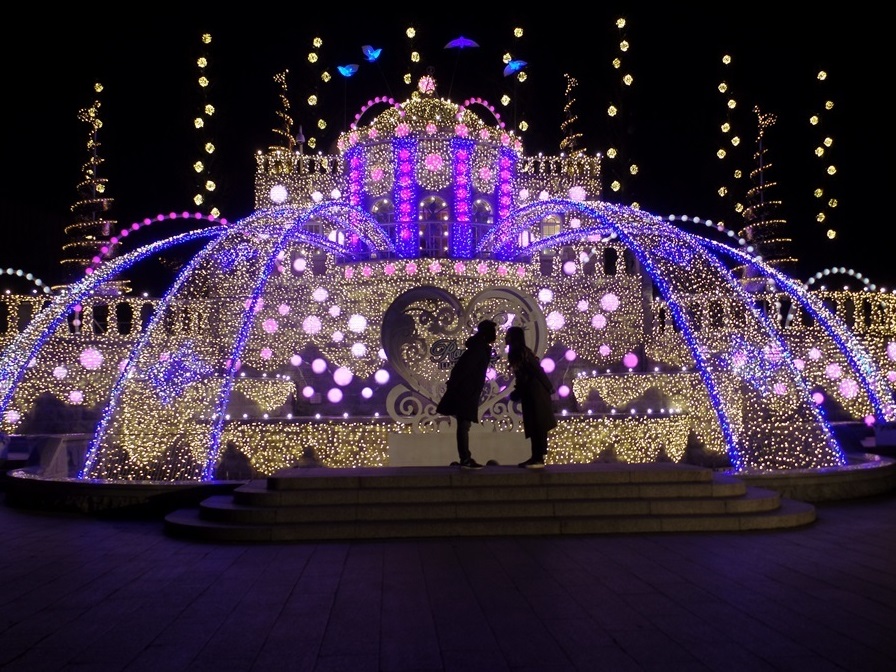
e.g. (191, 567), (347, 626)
(192, 33), (221, 219)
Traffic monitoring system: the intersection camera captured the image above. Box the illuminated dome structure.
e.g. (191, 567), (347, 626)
(1, 75), (895, 486)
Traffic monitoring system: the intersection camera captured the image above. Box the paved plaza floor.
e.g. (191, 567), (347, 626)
(1, 486), (894, 671)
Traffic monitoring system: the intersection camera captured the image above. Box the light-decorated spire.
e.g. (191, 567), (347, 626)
(57, 82), (130, 294)
(191, 32), (221, 219)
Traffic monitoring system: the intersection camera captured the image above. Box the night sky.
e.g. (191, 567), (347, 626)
(3, 7), (886, 294)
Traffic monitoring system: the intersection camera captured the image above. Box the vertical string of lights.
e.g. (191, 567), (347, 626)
(809, 69), (838, 245)
(58, 82), (130, 295)
(192, 33), (220, 219)
(403, 25), (421, 92)
(714, 53), (747, 233)
(500, 26), (529, 139)
(603, 17), (638, 208)
(302, 36), (329, 153)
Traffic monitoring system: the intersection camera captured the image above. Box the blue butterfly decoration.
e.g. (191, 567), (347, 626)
(503, 60), (528, 77)
(361, 45), (382, 62)
(337, 64), (359, 78)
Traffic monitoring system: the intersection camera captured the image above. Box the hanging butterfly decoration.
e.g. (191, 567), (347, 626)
(361, 45), (382, 62)
(445, 36), (479, 49)
(503, 60), (528, 77)
(337, 64), (359, 77)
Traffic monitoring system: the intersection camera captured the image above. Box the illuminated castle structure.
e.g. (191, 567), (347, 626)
(1, 74), (895, 484)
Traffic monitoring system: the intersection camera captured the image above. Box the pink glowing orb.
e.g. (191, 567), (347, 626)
(497, 265), (508, 277)
(374, 369), (390, 384)
(888, 371), (896, 383)
(329, 305), (341, 317)
(262, 319), (278, 334)
(600, 293), (620, 312)
(824, 363), (842, 380)
(541, 357), (556, 374)
(808, 347), (822, 361)
(290, 354), (302, 366)
(405, 262), (418, 275)
(302, 386), (315, 398)
(302, 316), (322, 335)
(312, 287), (329, 302)
(563, 261), (577, 275)
(516, 266), (526, 277)
(68, 390), (84, 405)
(577, 300), (589, 312)
(811, 392), (825, 405)
(622, 352), (639, 369)
(333, 367), (354, 386)
(311, 358), (327, 374)
(558, 385), (570, 398)
(773, 382), (788, 395)
(4, 410), (21, 423)
(599, 344), (611, 356)
(838, 378), (859, 399)
(568, 185), (587, 201)
(454, 262), (466, 274)
(327, 388), (343, 403)
(344, 267), (354, 280)
(362, 265), (373, 277)
(887, 341), (896, 360)
(395, 123), (410, 137)
(384, 264), (395, 276)
(478, 167), (492, 181)
(79, 347), (104, 370)
(731, 351), (747, 368)
(429, 262), (442, 274)
(864, 415), (876, 427)
(454, 123), (469, 137)
(53, 366), (67, 379)
(546, 312), (565, 330)
(331, 331), (345, 343)
(293, 258), (307, 272)
(591, 314), (607, 330)
(278, 303), (290, 316)
(425, 123), (437, 135)
(564, 349), (576, 362)
(793, 358), (805, 370)
(362, 387), (374, 399)
(119, 359), (128, 373)
(765, 345), (783, 364)
(260, 348), (273, 360)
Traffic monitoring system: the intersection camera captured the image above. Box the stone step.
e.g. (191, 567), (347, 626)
(163, 464), (816, 542)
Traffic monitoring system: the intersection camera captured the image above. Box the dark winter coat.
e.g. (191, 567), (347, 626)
(436, 333), (495, 422)
(509, 354), (557, 438)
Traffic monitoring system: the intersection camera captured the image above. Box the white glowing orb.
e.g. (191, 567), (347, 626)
(333, 367), (354, 386)
(348, 314), (368, 332)
(328, 305), (341, 318)
(293, 258), (307, 272)
(290, 354), (302, 366)
(269, 184), (288, 204)
(562, 261), (577, 275)
(622, 352), (639, 368)
(825, 363), (842, 379)
(4, 410), (21, 423)
(600, 293), (620, 311)
(80, 347), (104, 370)
(332, 331), (344, 343)
(302, 315), (322, 334)
(538, 190), (550, 200)
(576, 300), (589, 312)
(374, 369), (390, 384)
(312, 287), (329, 302)
(351, 343), (368, 358)
(53, 366), (68, 379)
(887, 341), (896, 360)
(361, 387), (374, 399)
(591, 314), (607, 330)
(278, 303), (290, 315)
(541, 357), (556, 373)
(311, 358), (327, 374)
(302, 386), (315, 398)
(545, 311), (565, 330)
(538, 288), (553, 303)
(519, 188), (530, 200)
(330, 188), (341, 199)
(311, 191), (324, 202)
(327, 388), (343, 403)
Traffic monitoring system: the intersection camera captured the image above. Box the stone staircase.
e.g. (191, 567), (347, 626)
(163, 462), (817, 542)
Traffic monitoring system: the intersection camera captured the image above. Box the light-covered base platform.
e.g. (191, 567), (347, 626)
(388, 428), (532, 466)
